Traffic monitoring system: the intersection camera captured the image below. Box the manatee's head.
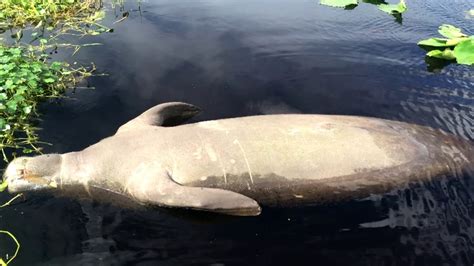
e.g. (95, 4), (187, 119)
(3, 154), (62, 193)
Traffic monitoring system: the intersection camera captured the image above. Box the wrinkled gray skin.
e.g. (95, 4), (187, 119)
(3, 102), (474, 216)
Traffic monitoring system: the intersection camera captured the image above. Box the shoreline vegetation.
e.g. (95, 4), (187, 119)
(0, 1), (121, 264)
(0, 0), (114, 163)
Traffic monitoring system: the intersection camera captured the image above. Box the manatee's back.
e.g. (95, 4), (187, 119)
(158, 114), (474, 207)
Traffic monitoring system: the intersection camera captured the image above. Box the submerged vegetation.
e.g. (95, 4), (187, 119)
(418, 24), (474, 66)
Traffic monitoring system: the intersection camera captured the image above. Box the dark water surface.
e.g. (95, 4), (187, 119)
(1, 0), (474, 265)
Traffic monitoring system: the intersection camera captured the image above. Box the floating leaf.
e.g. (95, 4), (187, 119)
(417, 38), (454, 47)
(438, 24), (467, 39)
(320, 0), (358, 8)
(453, 39), (474, 65)
(446, 37), (469, 46)
(378, 0), (407, 14)
(427, 49), (456, 60)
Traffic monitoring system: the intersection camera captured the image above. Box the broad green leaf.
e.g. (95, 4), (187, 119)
(6, 101), (18, 112)
(44, 78), (56, 83)
(320, 0), (358, 8)
(417, 38), (455, 47)
(427, 49), (456, 60)
(5, 79), (13, 88)
(453, 39), (474, 65)
(438, 24), (467, 39)
(378, 0), (407, 14)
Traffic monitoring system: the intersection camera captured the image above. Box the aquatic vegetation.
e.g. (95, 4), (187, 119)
(0, 45), (94, 161)
(377, 0), (406, 15)
(320, 0), (407, 18)
(0, 0), (109, 35)
(0, 180), (7, 192)
(0, 182), (21, 266)
(0, 230), (20, 266)
(0, 2), (109, 263)
(320, 0), (357, 8)
(418, 24), (474, 66)
(0, 1), (113, 161)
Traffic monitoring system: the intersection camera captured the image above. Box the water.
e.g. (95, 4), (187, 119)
(1, 0), (474, 265)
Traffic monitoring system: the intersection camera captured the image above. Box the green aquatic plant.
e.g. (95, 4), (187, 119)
(0, 181), (22, 266)
(0, 180), (7, 192)
(0, 1), (119, 264)
(319, 0), (407, 18)
(0, 230), (20, 266)
(0, 45), (94, 161)
(0, 1), (113, 161)
(0, 0), (106, 31)
(418, 24), (474, 66)
(320, 0), (357, 8)
(377, 0), (406, 15)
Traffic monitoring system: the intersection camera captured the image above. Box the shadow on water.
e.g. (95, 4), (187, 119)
(1, 0), (473, 265)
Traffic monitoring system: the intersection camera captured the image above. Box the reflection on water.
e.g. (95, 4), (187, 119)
(1, 0), (473, 265)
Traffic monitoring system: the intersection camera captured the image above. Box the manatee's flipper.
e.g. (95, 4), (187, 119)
(128, 169), (261, 216)
(117, 102), (201, 133)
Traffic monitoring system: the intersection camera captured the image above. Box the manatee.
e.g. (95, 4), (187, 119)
(3, 102), (474, 216)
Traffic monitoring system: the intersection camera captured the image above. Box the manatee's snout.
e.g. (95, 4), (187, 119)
(3, 155), (62, 193)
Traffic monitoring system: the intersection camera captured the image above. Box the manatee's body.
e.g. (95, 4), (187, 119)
(4, 103), (474, 215)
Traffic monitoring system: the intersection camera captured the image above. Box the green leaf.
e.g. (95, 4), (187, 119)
(438, 24), (467, 39)
(44, 78), (55, 83)
(417, 38), (455, 47)
(453, 39), (474, 65)
(10, 48), (21, 56)
(320, 0), (358, 8)
(378, 0), (407, 14)
(6, 100), (18, 112)
(0, 180), (7, 192)
(427, 49), (456, 60)
(5, 79), (14, 88)
(446, 37), (469, 46)
(23, 106), (32, 114)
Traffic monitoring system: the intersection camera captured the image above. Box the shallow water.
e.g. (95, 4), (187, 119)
(1, 0), (474, 265)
